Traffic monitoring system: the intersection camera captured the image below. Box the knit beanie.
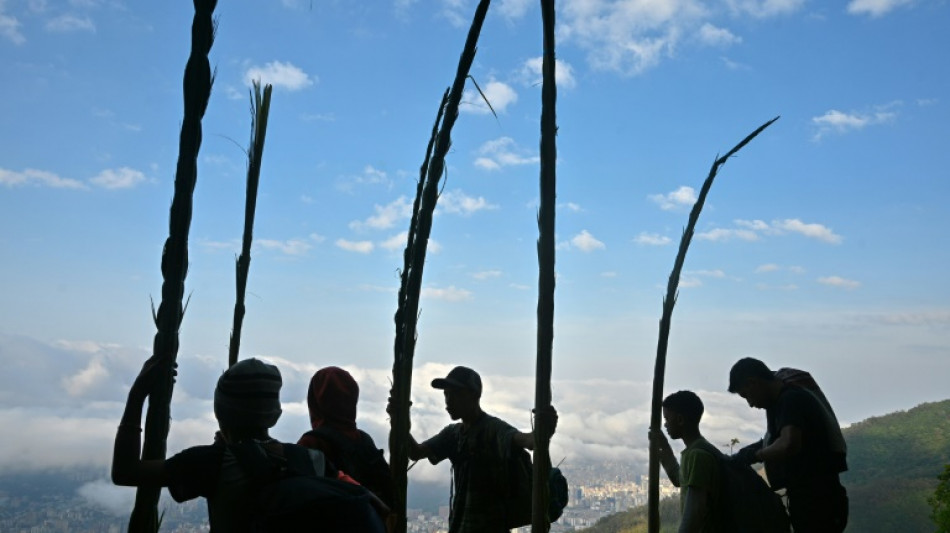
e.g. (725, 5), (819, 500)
(307, 366), (359, 439)
(214, 358), (282, 429)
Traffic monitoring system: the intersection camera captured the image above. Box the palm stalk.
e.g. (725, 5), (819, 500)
(229, 81), (273, 368)
(127, 0), (217, 531)
(646, 116), (779, 533)
(389, 2), (492, 531)
(390, 88), (448, 533)
(532, 0), (557, 531)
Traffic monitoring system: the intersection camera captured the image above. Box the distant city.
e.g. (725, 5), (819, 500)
(0, 462), (678, 532)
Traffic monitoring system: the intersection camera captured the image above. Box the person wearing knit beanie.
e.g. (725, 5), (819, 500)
(214, 357), (283, 431)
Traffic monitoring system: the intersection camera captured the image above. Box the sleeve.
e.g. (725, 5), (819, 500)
(421, 424), (458, 465)
(164, 444), (223, 503)
(680, 448), (717, 492)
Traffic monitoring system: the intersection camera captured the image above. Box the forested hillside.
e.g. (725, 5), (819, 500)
(581, 399), (950, 533)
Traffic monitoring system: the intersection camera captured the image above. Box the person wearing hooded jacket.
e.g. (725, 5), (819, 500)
(297, 366), (394, 509)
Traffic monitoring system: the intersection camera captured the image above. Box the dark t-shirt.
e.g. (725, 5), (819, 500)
(767, 386), (847, 488)
(423, 413), (518, 533)
(164, 441), (257, 532)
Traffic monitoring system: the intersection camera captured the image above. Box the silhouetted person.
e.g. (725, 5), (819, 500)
(728, 357), (848, 532)
(297, 366), (394, 508)
(652, 390), (721, 533)
(388, 365), (557, 533)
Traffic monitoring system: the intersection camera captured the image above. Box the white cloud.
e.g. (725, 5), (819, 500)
(0, 167), (86, 189)
(559, 0), (709, 76)
(818, 276), (861, 289)
(0, 6), (25, 44)
(77, 479), (136, 516)
(475, 137), (539, 171)
(773, 219), (842, 244)
(847, 0), (914, 17)
(62, 356), (109, 397)
(438, 0), (471, 27)
(337, 165), (391, 192)
(735, 219), (770, 231)
(689, 269), (726, 278)
(649, 186), (697, 211)
(335, 239), (375, 254)
(461, 79), (518, 115)
(244, 61), (315, 91)
(725, 0), (805, 18)
(437, 190), (498, 216)
(755, 263), (780, 273)
(472, 270), (502, 280)
(90, 167), (146, 190)
(601, 271), (618, 278)
(560, 202), (583, 213)
(421, 285), (472, 302)
(498, 0), (533, 19)
(811, 107), (897, 140)
(521, 56), (578, 89)
(696, 228), (760, 242)
(45, 13), (95, 32)
(755, 283), (799, 291)
(350, 196), (413, 231)
(257, 238), (313, 256)
(696, 23), (741, 47)
(380, 232), (408, 252)
(562, 230), (606, 252)
(699, 218), (841, 244)
(634, 232), (672, 246)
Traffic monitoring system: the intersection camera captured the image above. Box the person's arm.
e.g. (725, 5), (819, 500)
(386, 394), (431, 461)
(111, 355), (173, 487)
(649, 429), (681, 487)
(511, 405), (559, 451)
(755, 425), (801, 463)
(406, 432), (431, 461)
(678, 486), (709, 533)
(729, 439), (764, 466)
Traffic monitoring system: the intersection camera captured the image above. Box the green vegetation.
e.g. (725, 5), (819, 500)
(586, 496), (682, 533)
(582, 399), (950, 533)
(930, 464), (950, 532)
(843, 399), (950, 531)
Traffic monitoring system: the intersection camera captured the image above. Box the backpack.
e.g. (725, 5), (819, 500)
(696, 440), (790, 533)
(301, 427), (389, 484)
(504, 448), (570, 529)
(230, 440), (386, 533)
(764, 368), (848, 488)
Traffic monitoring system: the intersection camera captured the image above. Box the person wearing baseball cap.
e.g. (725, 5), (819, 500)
(389, 365), (558, 532)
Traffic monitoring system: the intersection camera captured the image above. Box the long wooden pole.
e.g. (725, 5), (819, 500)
(389, 3), (493, 532)
(647, 117), (779, 532)
(532, 0), (557, 531)
(127, 1), (217, 530)
(229, 81), (273, 368)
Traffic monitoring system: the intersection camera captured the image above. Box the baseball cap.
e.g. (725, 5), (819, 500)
(431, 366), (482, 397)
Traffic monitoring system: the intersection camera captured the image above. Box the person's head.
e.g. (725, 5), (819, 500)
(728, 357), (777, 409)
(214, 358), (282, 440)
(431, 366), (482, 421)
(307, 366), (359, 437)
(662, 390), (703, 440)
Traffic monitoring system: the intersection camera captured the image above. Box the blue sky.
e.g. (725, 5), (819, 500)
(1, 0), (949, 489)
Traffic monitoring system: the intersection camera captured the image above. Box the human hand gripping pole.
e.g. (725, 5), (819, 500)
(112, 355), (178, 486)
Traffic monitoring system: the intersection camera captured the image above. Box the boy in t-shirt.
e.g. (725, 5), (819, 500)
(652, 390), (721, 533)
